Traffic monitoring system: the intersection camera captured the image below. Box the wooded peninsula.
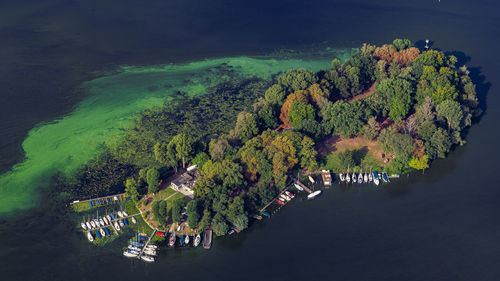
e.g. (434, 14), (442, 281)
(64, 39), (480, 237)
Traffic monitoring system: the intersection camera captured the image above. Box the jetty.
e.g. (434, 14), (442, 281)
(258, 183), (294, 213)
(70, 193), (126, 206)
(203, 229), (212, 249)
(138, 229), (157, 259)
(294, 180), (312, 194)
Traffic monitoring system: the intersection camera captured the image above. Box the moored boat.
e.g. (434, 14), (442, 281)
(123, 218), (129, 226)
(130, 241), (144, 247)
(307, 190), (323, 200)
(99, 218), (106, 226)
(103, 217), (109, 225)
(106, 215), (112, 224)
(104, 228), (110, 236)
(180, 235), (185, 246)
(146, 244), (158, 249)
(141, 255), (155, 262)
(90, 220), (96, 229)
(169, 234), (176, 247)
(156, 231), (165, 237)
(372, 171), (380, 186)
(131, 217), (137, 224)
(87, 231), (94, 242)
(381, 172), (389, 182)
(122, 211), (128, 217)
(285, 191), (295, 198)
(185, 235), (190, 245)
(81, 222), (87, 230)
(352, 172), (357, 183)
(276, 199), (285, 205)
(368, 171), (373, 182)
(117, 211), (124, 218)
(123, 250), (138, 258)
(100, 228), (106, 237)
(86, 221), (92, 230)
(364, 173), (368, 182)
(119, 220), (124, 228)
(339, 173), (345, 182)
(346, 173), (351, 183)
(114, 221), (121, 231)
(95, 230), (102, 239)
(144, 249), (157, 256)
(358, 172), (363, 184)
(194, 234), (201, 247)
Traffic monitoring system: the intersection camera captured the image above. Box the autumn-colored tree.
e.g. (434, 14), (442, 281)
(279, 90), (309, 128)
(409, 155), (429, 172)
(373, 44), (398, 62)
(307, 83), (330, 109)
(393, 47), (420, 66)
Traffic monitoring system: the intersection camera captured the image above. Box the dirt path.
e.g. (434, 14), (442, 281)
(348, 82), (377, 102)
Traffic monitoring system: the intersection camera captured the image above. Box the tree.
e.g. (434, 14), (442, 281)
(209, 136), (229, 161)
(257, 103), (279, 129)
(409, 155), (429, 172)
(234, 214), (249, 230)
(307, 83), (329, 109)
(321, 100), (365, 138)
(192, 176), (216, 198)
(227, 196), (245, 223)
(170, 198), (184, 224)
(414, 97), (436, 126)
(437, 99), (463, 131)
(417, 121), (437, 142)
(280, 90), (309, 128)
(146, 168), (159, 194)
(288, 100), (316, 129)
(278, 68), (317, 92)
(393, 38), (412, 51)
(192, 152), (210, 170)
(235, 111), (259, 142)
(299, 136), (318, 171)
(377, 78), (414, 121)
(428, 128), (452, 159)
(154, 142), (177, 171)
(169, 133), (193, 168)
(199, 209), (212, 230)
(363, 117), (379, 140)
(212, 212), (229, 236)
(186, 200), (200, 229)
(124, 178), (140, 202)
(338, 149), (356, 169)
(152, 200), (168, 224)
(264, 84), (287, 106)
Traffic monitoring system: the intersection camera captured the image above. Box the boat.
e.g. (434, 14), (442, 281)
(185, 235), (190, 245)
(89, 201), (93, 207)
(90, 220), (96, 229)
(106, 215), (112, 224)
(100, 228), (106, 237)
(141, 255), (155, 262)
(131, 241), (144, 247)
(346, 172), (351, 183)
(123, 250), (138, 258)
(228, 229), (235, 235)
(368, 170), (373, 182)
(123, 218), (129, 226)
(122, 211), (128, 217)
(87, 231), (94, 242)
(280, 194), (289, 202)
(146, 245), (158, 249)
(95, 230), (102, 239)
(283, 194), (291, 201)
(119, 220), (124, 228)
(81, 222), (87, 230)
(275, 199), (285, 205)
(113, 196), (118, 201)
(358, 172), (363, 184)
(372, 171), (380, 186)
(339, 173), (345, 182)
(285, 191), (294, 198)
(293, 183), (304, 191)
(86, 221), (92, 230)
(114, 221), (121, 231)
(169, 234), (176, 247)
(261, 211), (271, 217)
(180, 235), (185, 246)
(144, 249), (157, 256)
(194, 234), (201, 247)
(128, 245), (141, 252)
(117, 211), (124, 218)
(156, 231), (165, 237)
(131, 217), (137, 224)
(104, 228), (111, 236)
(99, 218), (106, 226)
(364, 173), (368, 183)
(110, 213), (116, 220)
(138, 235), (148, 240)
(352, 172), (357, 183)
(103, 217), (109, 225)
(381, 172), (389, 182)
(307, 190), (323, 200)
(308, 175), (315, 184)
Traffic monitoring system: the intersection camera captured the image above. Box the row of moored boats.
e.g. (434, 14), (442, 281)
(82, 210), (136, 242)
(88, 194), (125, 208)
(338, 171), (389, 185)
(275, 191), (295, 205)
(123, 233), (158, 262)
(168, 232), (202, 248)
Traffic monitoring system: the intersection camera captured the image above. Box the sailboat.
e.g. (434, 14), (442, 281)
(364, 172), (368, 183)
(100, 228), (106, 237)
(99, 218), (106, 227)
(123, 249), (138, 258)
(141, 255), (155, 262)
(339, 172), (345, 182)
(185, 235), (190, 246)
(352, 172), (357, 183)
(368, 169), (373, 182)
(114, 221), (121, 231)
(194, 234), (201, 247)
(87, 231), (94, 242)
(169, 233), (176, 247)
(358, 171), (363, 184)
(346, 167), (351, 183)
(122, 210), (128, 217)
(372, 171), (380, 186)
(131, 216), (137, 224)
(81, 221), (87, 230)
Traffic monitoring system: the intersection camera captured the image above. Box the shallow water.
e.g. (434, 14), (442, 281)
(0, 0), (499, 280)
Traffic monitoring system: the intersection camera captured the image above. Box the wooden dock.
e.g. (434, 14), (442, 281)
(203, 229), (212, 249)
(138, 228), (157, 259)
(294, 180), (312, 194)
(70, 193), (126, 205)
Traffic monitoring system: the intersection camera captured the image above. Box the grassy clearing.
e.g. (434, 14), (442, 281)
(71, 201), (93, 212)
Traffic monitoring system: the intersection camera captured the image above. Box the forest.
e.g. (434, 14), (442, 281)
(63, 39), (479, 236)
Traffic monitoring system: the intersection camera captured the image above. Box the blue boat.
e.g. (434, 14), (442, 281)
(307, 190), (323, 200)
(138, 235), (148, 240)
(131, 241), (144, 247)
(180, 235), (185, 246)
(381, 172), (389, 182)
(123, 219), (129, 226)
(110, 213), (116, 219)
(104, 228), (110, 236)
(261, 211), (271, 217)
(89, 201), (93, 207)
(372, 171), (380, 186)
(96, 230), (102, 239)
(107, 198), (112, 203)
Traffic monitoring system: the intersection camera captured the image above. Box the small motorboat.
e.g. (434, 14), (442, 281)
(144, 249), (157, 256)
(308, 176), (315, 184)
(185, 235), (190, 245)
(382, 172), (389, 182)
(352, 173), (357, 183)
(131, 241), (144, 247)
(128, 245), (141, 252)
(103, 217), (109, 225)
(89, 201), (93, 207)
(285, 191), (295, 198)
(106, 215), (113, 224)
(100, 228), (106, 237)
(131, 217), (137, 224)
(358, 172), (363, 184)
(113, 196), (118, 201)
(95, 230), (102, 239)
(94, 219), (101, 228)
(87, 231), (94, 242)
(90, 220), (96, 229)
(122, 211), (128, 217)
(307, 190), (323, 200)
(119, 220), (124, 228)
(114, 221), (121, 231)
(156, 231), (165, 237)
(275, 199), (285, 205)
(99, 218), (106, 226)
(141, 255), (155, 263)
(346, 173), (351, 183)
(146, 245), (158, 250)
(104, 228), (111, 236)
(81, 222), (87, 230)
(169, 234), (176, 247)
(368, 171), (373, 182)
(364, 173), (368, 183)
(180, 235), (185, 246)
(123, 218), (129, 226)
(194, 234), (201, 247)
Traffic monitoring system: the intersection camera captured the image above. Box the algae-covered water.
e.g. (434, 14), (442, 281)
(0, 53), (355, 214)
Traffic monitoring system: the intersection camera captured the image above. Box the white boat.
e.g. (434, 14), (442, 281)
(294, 183), (304, 191)
(346, 173), (351, 183)
(100, 228), (106, 237)
(358, 173), (363, 184)
(123, 250), (138, 258)
(372, 171), (380, 186)
(114, 221), (121, 231)
(103, 217), (109, 225)
(185, 235), (190, 245)
(94, 219), (100, 228)
(131, 217), (137, 224)
(141, 255), (155, 262)
(99, 218), (106, 226)
(364, 173), (368, 183)
(122, 211), (128, 217)
(339, 173), (345, 182)
(307, 190), (323, 200)
(285, 191), (295, 198)
(119, 220), (124, 227)
(352, 173), (357, 183)
(90, 220), (96, 229)
(368, 171), (373, 182)
(128, 245), (141, 252)
(117, 211), (124, 218)
(106, 215), (113, 224)
(146, 245), (158, 249)
(87, 231), (94, 242)
(86, 221), (92, 230)
(144, 249), (157, 256)
(81, 222), (87, 230)
(308, 176), (315, 184)
(194, 234), (201, 247)
(113, 196), (118, 201)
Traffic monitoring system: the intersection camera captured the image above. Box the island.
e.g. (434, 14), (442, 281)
(67, 38), (480, 257)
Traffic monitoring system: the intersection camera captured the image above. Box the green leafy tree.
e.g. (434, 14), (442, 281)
(235, 111), (259, 142)
(257, 103), (279, 129)
(338, 149), (356, 169)
(278, 68), (317, 92)
(151, 200), (167, 224)
(146, 168), (160, 194)
(363, 117), (379, 140)
(169, 133), (193, 168)
(212, 212), (229, 236)
(299, 136), (318, 171)
(199, 209), (212, 230)
(428, 127), (452, 159)
(170, 198), (185, 224)
(321, 100), (365, 138)
(437, 99), (463, 131)
(186, 200), (200, 229)
(234, 214), (249, 230)
(227, 196), (245, 223)
(409, 155), (429, 172)
(264, 84), (287, 106)
(393, 38), (412, 51)
(377, 78), (414, 121)
(192, 152), (210, 170)
(124, 178), (140, 202)
(288, 101), (316, 129)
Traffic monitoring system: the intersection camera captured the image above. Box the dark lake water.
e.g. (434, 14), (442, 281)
(1, 0), (499, 280)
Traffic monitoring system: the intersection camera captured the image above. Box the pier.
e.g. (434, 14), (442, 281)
(258, 183), (294, 213)
(70, 193), (126, 206)
(294, 180), (312, 194)
(203, 229), (212, 249)
(138, 228), (157, 259)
